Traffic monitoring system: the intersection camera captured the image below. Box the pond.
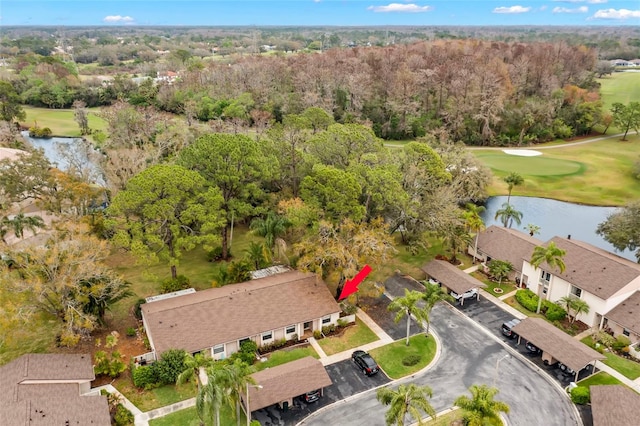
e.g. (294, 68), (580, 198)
(481, 196), (634, 262)
(21, 131), (104, 185)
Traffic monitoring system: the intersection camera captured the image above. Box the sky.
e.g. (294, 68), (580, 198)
(0, 0), (639, 26)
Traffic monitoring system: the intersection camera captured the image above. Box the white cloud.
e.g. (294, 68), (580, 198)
(367, 3), (433, 13)
(553, 0), (606, 3)
(587, 0), (607, 3)
(593, 8), (640, 19)
(103, 15), (134, 23)
(492, 6), (532, 14)
(553, 6), (588, 13)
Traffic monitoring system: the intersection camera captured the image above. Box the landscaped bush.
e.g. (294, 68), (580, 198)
(114, 404), (134, 426)
(126, 327), (137, 337)
(402, 354), (422, 366)
(133, 298), (146, 320)
(570, 386), (590, 404)
(230, 340), (259, 365)
(28, 126), (52, 138)
(157, 349), (187, 385)
(161, 275), (190, 294)
(613, 335), (631, 352)
(132, 364), (161, 390)
(544, 302), (567, 321)
(515, 289), (539, 312)
(313, 330), (322, 339)
(593, 331), (616, 349)
(207, 246), (226, 262)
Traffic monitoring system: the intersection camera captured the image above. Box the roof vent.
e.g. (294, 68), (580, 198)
(567, 234), (571, 240)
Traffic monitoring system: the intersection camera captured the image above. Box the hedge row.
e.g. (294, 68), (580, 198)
(515, 289), (567, 321)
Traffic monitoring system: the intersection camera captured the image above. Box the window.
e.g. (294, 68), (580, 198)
(286, 325), (296, 334)
(239, 337), (250, 347)
(570, 286), (582, 298)
(213, 344), (224, 355)
(262, 331), (273, 341)
(623, 328), (630, 337)
(540, 271), (551, 282)
(322, 316), (331, 324)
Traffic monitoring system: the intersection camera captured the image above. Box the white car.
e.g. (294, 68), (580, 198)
(451, 288), (478, 301)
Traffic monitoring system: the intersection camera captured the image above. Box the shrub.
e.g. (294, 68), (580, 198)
(207, 246), (225, 262)
(402, 354), (421, 366)
(544, 302), (567, 321)
(570, 386), (590, 405)
(28, 126), (52, 138)
(313, 330), (322, 339)
(337, 319), (347, 328)
(240, 340), (258, 354)
(126, 327), (137, 337)
(161, 275), (190, 294)
(594, 331), (616, 348)
(132, 365), (161, 390)
(157, 349), (187, 385)
(515, 289), (539, 312)
(114, 404), (134, 426)
(613, 335), (631, 352)
(133, 298), (146, 320)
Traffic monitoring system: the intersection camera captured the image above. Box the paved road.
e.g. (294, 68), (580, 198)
(300, 302), (580, 426)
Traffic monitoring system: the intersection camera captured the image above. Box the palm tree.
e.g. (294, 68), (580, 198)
(388, 289), (428, 346)
(441, 223), (472, 264)
(226, 360), (256, 426)
(178, 353), (215, 426)
(524, 223), (540, 237)
(464, 203), (486, 264)
(422, 283), (455, 336)
(494, 203), (523, 229)
(530, 241), (566, 273)
(244, 241), (270, 270)
(454, 384), (510, 426)
(487, 260), (513, 285)
(376, 383), (436, 426)
(530, 242), (566, 314)
(197, 369), (227, 426)
(559, 296), (590, 324)
(1, 213), (45, 239)
(250, 213), (290, 256)
(503, 172), (524, 204)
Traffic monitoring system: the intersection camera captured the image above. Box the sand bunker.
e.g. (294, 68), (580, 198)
(502, 149), (542, 157)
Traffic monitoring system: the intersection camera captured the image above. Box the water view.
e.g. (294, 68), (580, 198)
(481, 196), (634, 262)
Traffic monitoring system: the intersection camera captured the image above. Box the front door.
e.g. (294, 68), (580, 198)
(303, 321), (312, 331)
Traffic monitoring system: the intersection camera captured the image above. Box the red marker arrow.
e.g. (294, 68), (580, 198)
(338, 265), (372, 300)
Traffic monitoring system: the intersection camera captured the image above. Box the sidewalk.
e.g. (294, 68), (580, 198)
(593, 361), (640, 393)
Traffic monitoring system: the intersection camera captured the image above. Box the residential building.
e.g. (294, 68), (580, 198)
(0, 353), (110, 425)
(602, 290), (640, 343)
(521, 236), (640, 327)
(141, 270), (341, 360)
(590, 385), (640, 426)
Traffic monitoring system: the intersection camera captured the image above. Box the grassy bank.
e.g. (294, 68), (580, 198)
(371, 333), (437, 379)
(475, 134), (640, 206)
(598, 72), (640, 112)
(19, 106), (107, 137)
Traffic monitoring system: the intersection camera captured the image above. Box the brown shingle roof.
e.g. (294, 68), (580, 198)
(247, 356), (332, 411)
(511, 318), (604, 372)
(535, 237), (640, 300)
(476, 225), (542, 272)
(590, 385), (640, 426)
(604, 291), (640, 335)
(142, 271), (341, 354)
(0, 354), (110, 426)
(421, 260), (487, 294)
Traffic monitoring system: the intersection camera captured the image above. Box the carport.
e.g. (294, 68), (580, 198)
(421, 260), (487, 306)
(244, 356), (332, 414)
(511, 317), (605, 382)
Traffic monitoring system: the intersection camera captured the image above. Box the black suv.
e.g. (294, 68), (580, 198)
(352, 350), (379, 376)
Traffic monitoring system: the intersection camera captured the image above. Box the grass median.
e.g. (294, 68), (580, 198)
(371, 333), (437, 379)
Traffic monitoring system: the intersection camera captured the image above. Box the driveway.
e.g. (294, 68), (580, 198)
(300, 276), (581, 426)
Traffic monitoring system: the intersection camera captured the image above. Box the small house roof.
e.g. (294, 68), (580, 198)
(535, 237), (640, 300)
(142, 270), (341, 355)
(511, 318), (604, 372)
(421, 260), (487, 294)
(476, 225), (542, 272)
(590, 385), (640, 426)
(604, 291), (640, 335)
(246, 356), (332, 411)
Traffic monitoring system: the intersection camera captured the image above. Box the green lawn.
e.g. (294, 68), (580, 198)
(470, 271), (516, 298)
(475, 135), (640, 206)
(577, 371), (622, 387)
(598, 72), (640, 112)
(116, 380), (198, 412)
(370, 333), (437, 379)
(20, 106), (107, 137)
(254, 346), (319, 372)
(476, 154), (585, 177)
(581, 336), (640, 380)
(316, 318), (379, 356)
(149, 404), (240, 426)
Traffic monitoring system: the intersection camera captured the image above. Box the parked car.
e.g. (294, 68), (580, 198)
(352, 350), (379, 376)
(501, 319), (521, 338)
(451, 288), (478, 301)
(303, 389), (321, 403)
(428, 278), (441, 285)
(559, 363), (575, 376)
(525, 341), (541, 354)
